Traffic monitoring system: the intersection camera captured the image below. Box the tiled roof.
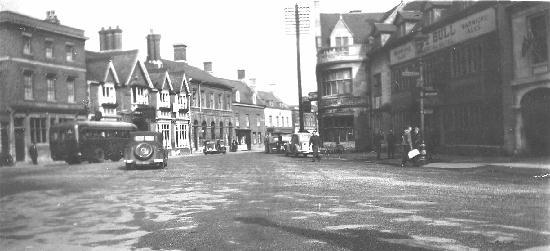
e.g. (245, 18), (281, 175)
(169, 72), (188, 94)
(320, 12), (385, 45)
(218, 78), (262, 105)
(160, 59), (232, 89)
(397, 11), (423, 21)
(86, 49), (140, 87)
(374, 23), (397, 33)
(85, 56), (111, 82)
(257, 91), (288, 109)
(147, 69), (170, 90)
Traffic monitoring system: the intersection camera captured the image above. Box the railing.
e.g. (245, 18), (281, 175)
(317, 45), (366, 64)
(319, 95), (367, 108)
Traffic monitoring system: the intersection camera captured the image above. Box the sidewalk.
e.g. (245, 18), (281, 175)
(326, 151), (550, 170)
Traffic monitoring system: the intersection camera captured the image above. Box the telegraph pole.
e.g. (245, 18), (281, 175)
(285, 3), (309, 133)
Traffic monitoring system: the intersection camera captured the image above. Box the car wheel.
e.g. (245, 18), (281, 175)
(110, 152), (122, 162)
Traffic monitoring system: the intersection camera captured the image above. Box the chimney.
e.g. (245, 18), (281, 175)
(111, 26), (122, 50)
(203, 62), (212, 74)
(173, 44), (187, 61)
(146, 30), (162, 65)
(99, 27), (107, 51)
(237, 69), (245, 81)
(106, 26), (114, 50)
(45, 10), (60, 24)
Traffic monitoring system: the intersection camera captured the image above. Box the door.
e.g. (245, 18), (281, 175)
(15, 128), (25, 161)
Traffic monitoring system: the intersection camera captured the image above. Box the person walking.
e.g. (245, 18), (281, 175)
(309, 131), (321, 162)
(375, 130), (384, 160)
(386, 129), (396, 159)
(28, 141), (38, 165)
(401, 126), (412, 167)
(411, 126), (422, 149)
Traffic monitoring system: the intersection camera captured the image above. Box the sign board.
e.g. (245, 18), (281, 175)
(390, 42), (416, 65)
(402, 71), (420, 77)
(423, 109), (434, 114)
(421, 8), (496, 54)
(423, 92), (438, 97)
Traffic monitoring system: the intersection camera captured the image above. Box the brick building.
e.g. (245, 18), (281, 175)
(0, 10), (87, 163)
(219, 71), (265, 151)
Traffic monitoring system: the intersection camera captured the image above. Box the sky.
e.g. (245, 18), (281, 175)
(0, 0), (398, 105)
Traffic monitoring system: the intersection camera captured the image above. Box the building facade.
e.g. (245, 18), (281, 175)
(505, 2), (550, 156)
(257, 91), (293, 137)
(221, 71), (265, 150)
(315, 12), (385, 151)
(0, 11), (87, 162)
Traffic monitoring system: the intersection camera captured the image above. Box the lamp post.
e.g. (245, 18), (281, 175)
(413, 34), (429, 137)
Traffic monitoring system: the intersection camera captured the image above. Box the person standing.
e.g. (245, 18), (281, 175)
(28, 141), (38, 165)
(309, 131), (321, 162)
(386, 129), (396, 159)
(375, 130), (384, 160)
(411, 127), (422, 149)
(401, 126), (412, 167)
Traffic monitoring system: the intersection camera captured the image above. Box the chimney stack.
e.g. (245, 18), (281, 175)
(173, 44), (187, 61)
(99, 26), (123, 51)
(203, 62), (212, 74)
(237, 69), (245, 81)
(45, 10), (60, 24)
(146, 30), (162, 65)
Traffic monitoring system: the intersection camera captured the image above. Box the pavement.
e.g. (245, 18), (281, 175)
(321, 151), (550, 171)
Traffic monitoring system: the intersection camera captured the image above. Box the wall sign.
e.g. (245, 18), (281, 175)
(421, 8), (496, 53)
(390, 42), (416, 65)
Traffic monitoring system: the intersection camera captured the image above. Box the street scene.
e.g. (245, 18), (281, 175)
(1, 0), (550, 250)
(1, 152), (549, 250)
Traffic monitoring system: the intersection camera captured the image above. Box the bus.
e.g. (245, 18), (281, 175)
(49, 121), (137, 164)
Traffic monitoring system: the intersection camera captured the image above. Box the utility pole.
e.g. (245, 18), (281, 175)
(285, 3), (310, 133)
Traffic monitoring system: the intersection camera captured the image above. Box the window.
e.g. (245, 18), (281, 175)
(65, 45), (74, 62)
(256, 114), (261, 127)
(235, 113), (240, 127)
(426, 8), (443, 26)
(286, 117), (289, 127)
(132, 86), (147, 104)
(335, 37), (349, 47)
(529, 14), (548, 64)
(235, 90), (240, 102)
(23, 71), (33, 100)
(175, 123), (188, 147)
(209, 93), (214, 109)
(30, 118), (47, 143)
(226, 94), (231, 110)
(269, 115), (272, 127)
(200, 91), (206, 108)
(253, 132), (257, 144)
(276, 116), (280, 127)
(160, 91), (169, 103)
(47, 75), (56, 101)
(217, 94), (222, 109)
(391, 61), (419, 92)
(252, 93), (257, 104)
(67, 77), (75, 103)
(245, 114), (250, 128)
(450, 42), (484, 78)
(103, 108), (116, 116)
(322, 68), (352, 96)
(191, 88), (197, 107)
(157, 123), (171, 148)
(23, 34), (32, 55)
(45, 40), (53, 59)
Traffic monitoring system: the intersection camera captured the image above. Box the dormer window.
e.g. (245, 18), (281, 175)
(427, 8), (443, 26)
(160, 90), (169, 103)
(235, 90), (240, 102)
(335, 37), (350, 47)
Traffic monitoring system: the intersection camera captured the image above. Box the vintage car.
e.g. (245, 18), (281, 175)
(123, 131), (167, 169)
(285, 132), (313, 157)
(265, 134), (291, 153)
(203, 140), (227, 154)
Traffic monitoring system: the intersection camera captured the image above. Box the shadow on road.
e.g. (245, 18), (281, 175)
(234, 216), (432, 251)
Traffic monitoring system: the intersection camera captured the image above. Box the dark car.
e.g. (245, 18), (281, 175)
(203, 140), (227, 154)
(124, 131), (167, 168)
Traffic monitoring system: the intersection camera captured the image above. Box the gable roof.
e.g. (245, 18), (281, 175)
(396, 11), (423, 22)
(169, 72), (190, 94)
(320, 12), (385, 45)
(86, 49), (153, 88)
(85, 56), (120, 84)
(374, 23), (397, 34)
(147, 69), (173, 91)
(218, 78), (262, 105)
(160, 59), (232, 89)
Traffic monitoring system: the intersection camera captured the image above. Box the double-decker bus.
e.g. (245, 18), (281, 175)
(49, 121), (137, 164)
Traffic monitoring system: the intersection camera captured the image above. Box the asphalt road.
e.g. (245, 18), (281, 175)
(0, 152), (549, 250)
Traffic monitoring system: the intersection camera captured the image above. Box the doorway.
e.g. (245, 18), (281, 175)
(521, 88), (550, 155)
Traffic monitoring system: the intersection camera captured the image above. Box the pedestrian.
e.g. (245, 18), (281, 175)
(375, 130), (384, 160)
(401, 126), (412, 167)
(309, 130), (321, 162)
(411, 126), (422, 149)
(28, 141), (38, 165)
(386, 129), (396, 159)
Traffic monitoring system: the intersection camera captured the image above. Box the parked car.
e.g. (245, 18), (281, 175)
(285, 132), (313, 157)
(123, 131), (167, 169)
(265, 134), (291, 153)
(204, 140), (227, 154)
